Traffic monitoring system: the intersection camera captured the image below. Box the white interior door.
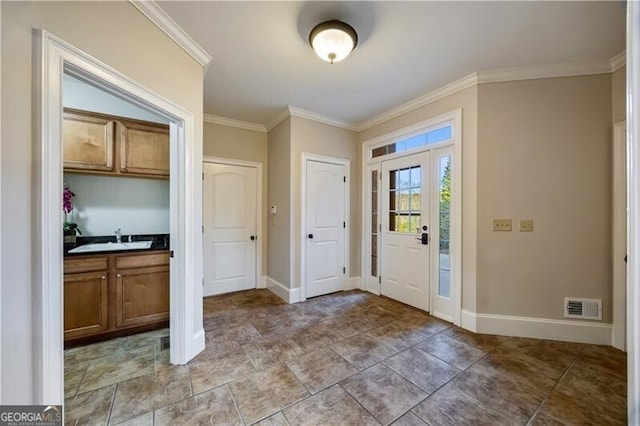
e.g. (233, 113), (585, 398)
(306, 160), (346, 298)
(203, 163), (257, 296)
(381, 151), (431, 310)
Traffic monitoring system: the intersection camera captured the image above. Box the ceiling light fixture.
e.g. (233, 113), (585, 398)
(309, 19), (358, 64)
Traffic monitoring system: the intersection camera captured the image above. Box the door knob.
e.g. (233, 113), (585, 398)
(308, 234), (314, 239)
(250, 235), (256, 241)
(415, 233), (429, 245)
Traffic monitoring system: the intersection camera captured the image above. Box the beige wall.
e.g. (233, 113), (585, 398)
(203, 122), (268, 275)
(612, 66), (626, 124)
(1, 1), (203, 403)
(290, 117), (361, 289)
(359, 87), (479, 313)
(267, 118), (291, 286)
(476, 75), (613, 321)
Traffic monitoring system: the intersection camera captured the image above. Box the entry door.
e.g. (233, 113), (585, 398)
(381, 151), (430, 310)
(203, 162), (257, 296)
(306, 160), (346, 298)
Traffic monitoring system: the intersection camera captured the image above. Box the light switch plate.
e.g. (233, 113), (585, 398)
(492, 219), (512, 232)
(520, 219), (534, 232)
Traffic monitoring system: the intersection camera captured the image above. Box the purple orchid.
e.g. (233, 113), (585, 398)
(63, 185), (75, 214)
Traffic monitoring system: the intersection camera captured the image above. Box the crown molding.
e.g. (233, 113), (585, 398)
(266, 108), (291, 132)
(203, 114), (267, 133)
(129, 0), (212, 67)
(288, 106), (359, 132)
(476, 61), (612, 84)
(610, 51), (626, 72)
(356, 73), (478, 132)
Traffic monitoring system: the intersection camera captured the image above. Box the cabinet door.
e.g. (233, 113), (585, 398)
(64, 271), (108, 340)
(63, 110), (115, 172)
(116, 265), (169, 327)
(118, 120), (170, 177)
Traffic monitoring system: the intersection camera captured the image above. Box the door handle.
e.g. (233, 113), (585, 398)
(250, 235), (256, 241)
(308, 234), (314, 239)
(415, 233), (429, 245)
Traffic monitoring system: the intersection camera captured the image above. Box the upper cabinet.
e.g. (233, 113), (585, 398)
(63, 108), (169, 178)
(63, 110), (115, 172)
(118, 120), (170, 177)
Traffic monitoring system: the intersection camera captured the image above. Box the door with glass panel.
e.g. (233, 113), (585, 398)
(381, 151), (431, 310)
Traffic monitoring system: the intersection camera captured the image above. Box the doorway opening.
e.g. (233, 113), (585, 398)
(362, 109), (462, 325)
(35, 30), (204, 404)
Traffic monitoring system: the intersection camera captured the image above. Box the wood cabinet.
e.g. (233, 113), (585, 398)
(63, 108), (169, 178)
(63, 110), (115, 172)
(118, 120), (170, 177)
(64, 270), (108, 340)
(64, 250), (169, 343)
(116, 253), (170, 327)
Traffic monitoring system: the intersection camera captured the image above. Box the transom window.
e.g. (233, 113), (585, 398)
(372, 124), (452, 159)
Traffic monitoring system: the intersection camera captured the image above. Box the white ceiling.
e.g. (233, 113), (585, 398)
(157, 1), (626, 128)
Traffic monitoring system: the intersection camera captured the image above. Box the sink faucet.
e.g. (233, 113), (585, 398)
(114, 228), (122, 244)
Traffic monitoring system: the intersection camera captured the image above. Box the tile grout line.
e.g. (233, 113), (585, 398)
(525, 353), (579, 425)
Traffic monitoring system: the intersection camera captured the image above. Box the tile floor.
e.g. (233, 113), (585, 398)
(64, 289), (627, 425)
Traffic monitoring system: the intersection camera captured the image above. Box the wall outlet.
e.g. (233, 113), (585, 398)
(492, 218), (512, 232)
(520, 219), (534, 232)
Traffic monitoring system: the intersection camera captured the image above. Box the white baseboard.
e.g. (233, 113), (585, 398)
(348, 276), (363, 291)
(461, 310), (612, 345)
(258, 275), (267, 289)
(266, 277), (301, 304)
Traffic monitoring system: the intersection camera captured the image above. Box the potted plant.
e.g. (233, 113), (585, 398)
(63, 184), (81, 243)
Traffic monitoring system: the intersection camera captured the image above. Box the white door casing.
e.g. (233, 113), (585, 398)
(613, 121), (627, 351)
(381, 151), (431, 311)
(304, 159), (347, 298)
(36, 30), (205, 404)
(203, 162), (258, 296)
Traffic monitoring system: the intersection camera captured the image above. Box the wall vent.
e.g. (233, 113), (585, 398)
(564, 297), (602, 320)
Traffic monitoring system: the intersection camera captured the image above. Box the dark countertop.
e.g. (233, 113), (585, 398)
(64, 233), (170, 257)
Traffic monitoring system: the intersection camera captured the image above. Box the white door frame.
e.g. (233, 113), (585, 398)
(360, 109), (462, 325)
(203, 156), (264, 290)
(627, 1), (640, 421)
(35, 30), (205, 404)
(301, 153), (350, 301)
(613, 121), (627, 351)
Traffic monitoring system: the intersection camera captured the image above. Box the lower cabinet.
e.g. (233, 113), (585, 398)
(64, 271), (108, 339)
(64, 250), (169, 342)
(116, 265), (169, 327)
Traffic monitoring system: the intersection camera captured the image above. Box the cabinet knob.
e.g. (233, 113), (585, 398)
(117, 274), (122, 278)
(101, 276), (106, 280)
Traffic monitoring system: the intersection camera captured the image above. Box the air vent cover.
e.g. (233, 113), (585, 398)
(564, 297), (602, 320)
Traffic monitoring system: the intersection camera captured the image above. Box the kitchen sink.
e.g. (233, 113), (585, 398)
(68, 241), (153, 254)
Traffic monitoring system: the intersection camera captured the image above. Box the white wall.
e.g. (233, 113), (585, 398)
(64, 174), (169, 236)
(63, 73), (168, 124)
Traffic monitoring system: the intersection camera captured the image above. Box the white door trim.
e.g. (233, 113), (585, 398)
(627, 1), (640, 422)
(203, 156), (264, 290)
(35, 30), (205, 404)
(360, 109), (462, 326)
(301, 153), (350, 301)
(613, 121), (627, 351)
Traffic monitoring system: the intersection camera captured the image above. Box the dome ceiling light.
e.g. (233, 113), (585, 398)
(309, 19), (358, 64)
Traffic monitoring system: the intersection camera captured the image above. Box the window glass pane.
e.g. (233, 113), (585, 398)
(371, 235), (378, 277)
(410, 167), (421, 187)
(370, 125), (453, 159)
(410, 188), (420, 212)
(389, 170), (397, 190)
(397, 190), (410, 211)
(397, 168), (410, 189)
(395, 215), (411, 233)
(438, 155), (451, 298)
(428, 126), (452, 144)
(410, 215), (421, 234)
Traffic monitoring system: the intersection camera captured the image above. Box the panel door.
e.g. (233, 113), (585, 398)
(306, 160), (346, 298)
(116, 265), (170, 327)
(63, 110), (115, 172)
(64, 271), (108, 339)
(118, 120), (170, 176)
(381, 151), (431, 310)
(203, 163), (258, 296)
